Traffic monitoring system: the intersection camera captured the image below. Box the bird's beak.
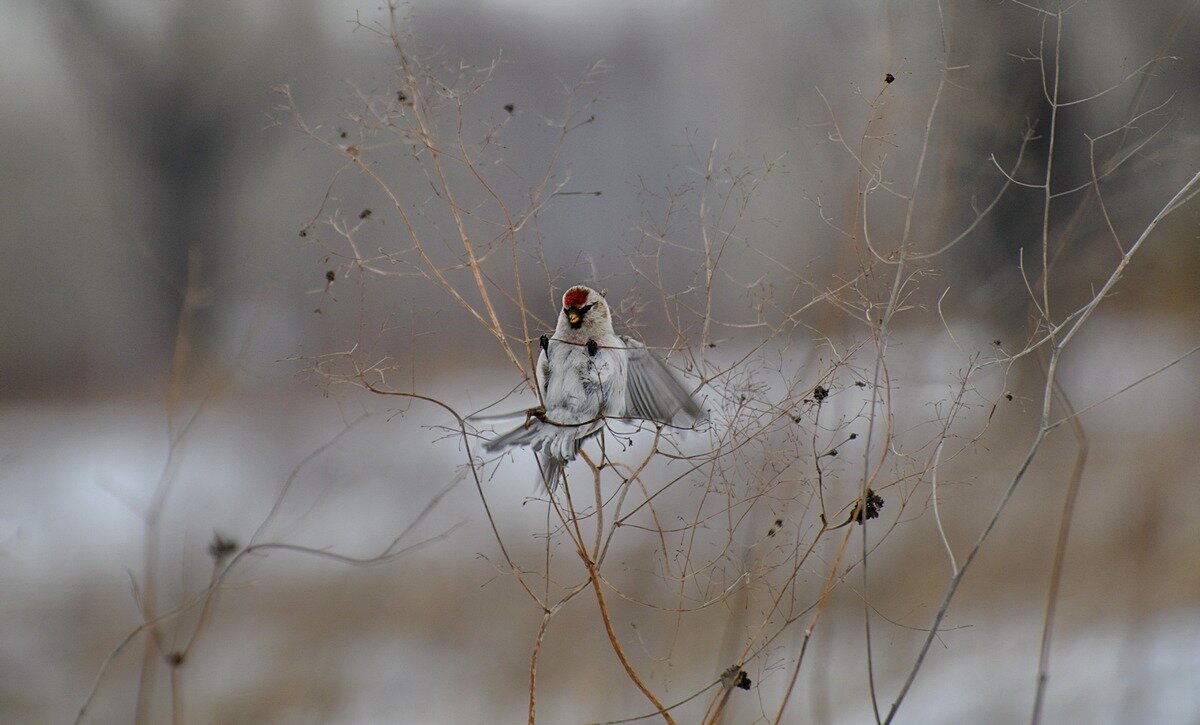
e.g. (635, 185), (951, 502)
(566, 308), (582, 325)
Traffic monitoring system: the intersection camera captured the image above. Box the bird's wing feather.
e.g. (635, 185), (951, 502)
(619, 336), (703, 424)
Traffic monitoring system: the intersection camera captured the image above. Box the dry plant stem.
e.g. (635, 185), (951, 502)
(616, 402), (801, 526)
(1049, 342), (1200, 427)
(703, 685), (731, 725)
(283, 111), (526, 381)
(1031, 374), (1088, 724)
(698, 523), (830, 719)
(698, 139), (718, 347)
(554, 470), (591, 556)
(383, 7), (523, 378)
(361, 379), (547, 607)
(528, 611), (551, 725)
(169, 667), (183, 725)
(271, 7), (1192, 723)
(771, 526), (855, 725)
(300, 8), (598, 394)
(491, 77), (585, 380)
(77, 486), (459, 724)
(526, 581), (592, 725)
(77, 597), (207, 723)
(598, 683), (723, 725)
(884, 405), (1051, 724)
(558, 475), (675, 724)
(930, 361), (977, 577)
(181, 414), (464, 657)
(670, 457), (723, 621)
(322, 134), (516, 368)
(135, 249), (203, 725)
(884, 169), (1200, 723)
(911, 129), (1034, 260)
(177, 416), (371, 658)
(664, 461), (730, 646)
(381, 4), (599, 391)
(586, 558), (675, 724)
(855, 72), (946, 725)
(1047, 189), (1200, 353)
(813, 401), (828, 519)
(597, 439), (663, 568)
(582, 451), (606, 558)
(1039, 12), (1063, 321)
(929, 430), (959, 576)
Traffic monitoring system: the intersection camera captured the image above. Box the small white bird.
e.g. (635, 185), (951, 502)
(483, 285), (703, 490)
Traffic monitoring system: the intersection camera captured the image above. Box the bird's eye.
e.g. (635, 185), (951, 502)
(564, 303), (595, 315)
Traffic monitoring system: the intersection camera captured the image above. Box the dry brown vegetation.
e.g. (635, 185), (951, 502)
(73, 2), (1200, 723)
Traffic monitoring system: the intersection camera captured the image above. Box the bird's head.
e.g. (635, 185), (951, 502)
(558, 285), (612, 335)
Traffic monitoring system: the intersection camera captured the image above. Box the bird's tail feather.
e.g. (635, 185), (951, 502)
(467, 408), (534, 424)
(537, 453), (566, 492)
(484, 420), (569, 491)
(482, 420), (543, 454)
(536, 430), (602, 492)
(486, 420), (602, 493)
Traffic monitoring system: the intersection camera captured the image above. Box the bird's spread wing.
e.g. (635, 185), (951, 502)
(619, 336), (703, 424)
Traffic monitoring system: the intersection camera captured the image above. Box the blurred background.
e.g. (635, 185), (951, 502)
(2, 0), (1199, 722)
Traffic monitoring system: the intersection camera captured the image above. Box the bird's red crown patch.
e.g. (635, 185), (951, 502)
(563, 288), (589, 308)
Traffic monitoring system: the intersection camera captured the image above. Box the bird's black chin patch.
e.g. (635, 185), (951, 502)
(565, 303), (593, 329)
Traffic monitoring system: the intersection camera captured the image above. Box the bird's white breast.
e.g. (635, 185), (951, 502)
(538, 335), (628, 425)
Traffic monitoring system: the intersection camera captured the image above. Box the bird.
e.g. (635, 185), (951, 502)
(481, 285), (704, 491)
